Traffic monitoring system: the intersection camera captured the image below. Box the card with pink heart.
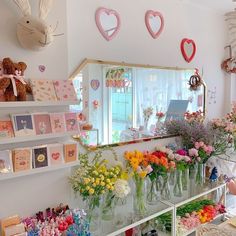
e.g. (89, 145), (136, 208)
(47, 144), (64, 165)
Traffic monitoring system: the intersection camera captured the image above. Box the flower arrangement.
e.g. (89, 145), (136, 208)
(188, 141), (214, 164)
(143, 107), (154, 128)
(124, 150), (153, 215)
(184, 110), (204, 123)
(156, 111), (165, 122)
(23, 207), (90, 236)
(69, 151), (124, 220)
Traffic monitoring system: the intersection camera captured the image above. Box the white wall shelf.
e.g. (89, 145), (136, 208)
(0, 131), (78, 145)
(0, 101), (79, 108)
(0, 161), (80, 181)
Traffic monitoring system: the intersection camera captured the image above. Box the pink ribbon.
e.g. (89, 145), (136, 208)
(0, 74), (26, 96)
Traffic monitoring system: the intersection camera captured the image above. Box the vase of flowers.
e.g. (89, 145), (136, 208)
(124, 150), (153, 217)
(156, 111), (165, 134)
(160, 173), (171, 200)
(188, 141), (214, 186)
(182, 168), (189, 191)
(146, 175), (161, 205)
(133, 173), (147, 217)
(143, 107), (153, 130)
(173, 169), (183, 197)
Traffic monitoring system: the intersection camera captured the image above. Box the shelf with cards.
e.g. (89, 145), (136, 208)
(0, 101), (79, 108)
(0, 160), (80, 181)
(0, 131), (79, 145)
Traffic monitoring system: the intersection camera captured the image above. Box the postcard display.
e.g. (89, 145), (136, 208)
(0, 80), (80, 219)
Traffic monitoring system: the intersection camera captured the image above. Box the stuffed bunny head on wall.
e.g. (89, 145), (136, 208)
(13, 0), (56, 51)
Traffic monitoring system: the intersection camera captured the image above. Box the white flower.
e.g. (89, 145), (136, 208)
(113, 179), (131, 198)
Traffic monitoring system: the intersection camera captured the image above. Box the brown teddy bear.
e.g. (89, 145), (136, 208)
(0, 58), (32, 101)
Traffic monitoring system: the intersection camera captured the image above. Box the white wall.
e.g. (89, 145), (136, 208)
(0, 0), (68, 80)
(67, 0), (228, 119)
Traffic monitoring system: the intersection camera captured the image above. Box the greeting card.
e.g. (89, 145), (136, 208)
(64, 112), (79, 132)
(33, 113), (52, 135)
(30, 79), (57, 101)
(32, 146), (48, 168)
(0, 150), (13, 173)
(11, 114), (35, 137)
(0, 120), (14, 139)
(47, 143), (64, 165)
(53, 80), (78, 101)
(12, 148), (32, 172)
(64, 143), (77, 163)
(50, 113), (66, 133)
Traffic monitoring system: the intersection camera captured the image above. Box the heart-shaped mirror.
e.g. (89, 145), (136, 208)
(95, 7), (121, 41)
(181, 38), (196, 63)
(145, 10), (164, 39)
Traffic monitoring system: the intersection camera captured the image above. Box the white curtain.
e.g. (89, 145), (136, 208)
(134, 68), (202, 128)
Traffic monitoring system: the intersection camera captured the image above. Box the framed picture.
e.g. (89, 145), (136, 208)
(12, 148), (32, 172)
(33, 113), (52, 135)
(64, 112), (79, 132)
(0, 150), (13, 173)
(64, 143), (77, 163)
(47, 143), (64, 165)
(50, 113), (66, 133)
(11, 114), (35, 137)
(0, 120), (14, 139)
(32, 146), (48, 168)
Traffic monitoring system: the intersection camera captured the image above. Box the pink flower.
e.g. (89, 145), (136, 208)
(194, 142), (200, 149)
(145, 165), (153, 174)
(184, 156), (191, 162)
(199, 141), (204, 147)
(196, 157), (201, 162)
(175, 154), (183, 161)
(188, 148), (198, 157)
(177, 149), (187, 156)
(169, 161), (176, 168)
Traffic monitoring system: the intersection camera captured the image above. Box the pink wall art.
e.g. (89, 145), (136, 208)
(181, 38), (196, 63)
(145, 10), (164, 39)
(95, 7), (121, 41)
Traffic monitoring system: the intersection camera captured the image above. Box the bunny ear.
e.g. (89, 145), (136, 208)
(39, 0), (54, 19)
(13, 0), (31, 16)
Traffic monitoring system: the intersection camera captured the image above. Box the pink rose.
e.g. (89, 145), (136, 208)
(184, 156), (191, 162)
(194, 142), (200, 149)
(199, 141), (204, 147)
(196, 157), (201, 162)
(145, 165), (153, 174)
(188, 148), (198, 157)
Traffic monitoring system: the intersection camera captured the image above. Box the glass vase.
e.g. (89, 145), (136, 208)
(85, 195), (101, 235)
(195, 163), (206, 186)
(146, 176), (161, 205)
(160, 173), (171, 200)
(101, 191), (115, 221)
(173, 169), (183, 197)
(169, 171), (175, 185)
(133, 174), (147, 217)
(182, 168), (189, 191)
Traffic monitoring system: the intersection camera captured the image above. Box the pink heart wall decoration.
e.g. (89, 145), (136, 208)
(145, 10), (164, 39)
(181, 38), (196, 63)
(95, 7), (121, 41)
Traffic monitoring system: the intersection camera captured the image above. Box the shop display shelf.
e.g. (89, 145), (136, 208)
(104, 201), (174, 236)
(0, 160), (80, 181)
(0, 131), (78, 145)
(0, 101), (79, 108)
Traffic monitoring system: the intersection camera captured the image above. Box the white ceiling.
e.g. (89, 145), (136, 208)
(186, 0), (235, 13)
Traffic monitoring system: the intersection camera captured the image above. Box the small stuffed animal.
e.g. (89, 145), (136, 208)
(0, 57), (32, 101)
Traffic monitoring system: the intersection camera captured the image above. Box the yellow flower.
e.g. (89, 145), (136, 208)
(110, 186), (114, 191)
(138, 170), (147, 178)
(83, 178), (90, 184)
(104, 172), (109, 176)
(91, 178), (95, 183)
(100, 175), (105, 181)
(101, 181), (105, 186)
(86, 186), (90, 191)
(93, 171), (98, 176)
(89, 188), (95, 195)
(106, 184), (111, 190)
(106, 179), (111, 183)
(92, 183), (97, 187)
(120, 171), (129, 180)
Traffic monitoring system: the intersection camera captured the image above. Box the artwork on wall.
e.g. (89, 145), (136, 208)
(181, 38), (196, 63)
(95, 7), (121, 41)
(145, 10), (164, 39)
(38, 65), (46, 73)
(90, 79), (100, 90)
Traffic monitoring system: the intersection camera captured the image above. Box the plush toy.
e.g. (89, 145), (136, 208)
(0, 57), (32, 101)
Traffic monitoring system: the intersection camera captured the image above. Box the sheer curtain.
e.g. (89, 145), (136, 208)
(134, 68), (201, 128)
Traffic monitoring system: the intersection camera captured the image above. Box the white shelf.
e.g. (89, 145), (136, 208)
(0, 131), (78, 145)
(0, 161), (80, 181)
(105, 202), (173, 236)
(0, 101), (79, 108)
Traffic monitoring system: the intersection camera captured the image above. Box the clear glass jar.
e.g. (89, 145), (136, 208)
(173, 169), (183, 197)
(160, 173), (171, 200)
(182, 168), (189, 191)
(146, 176), (161, 205)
